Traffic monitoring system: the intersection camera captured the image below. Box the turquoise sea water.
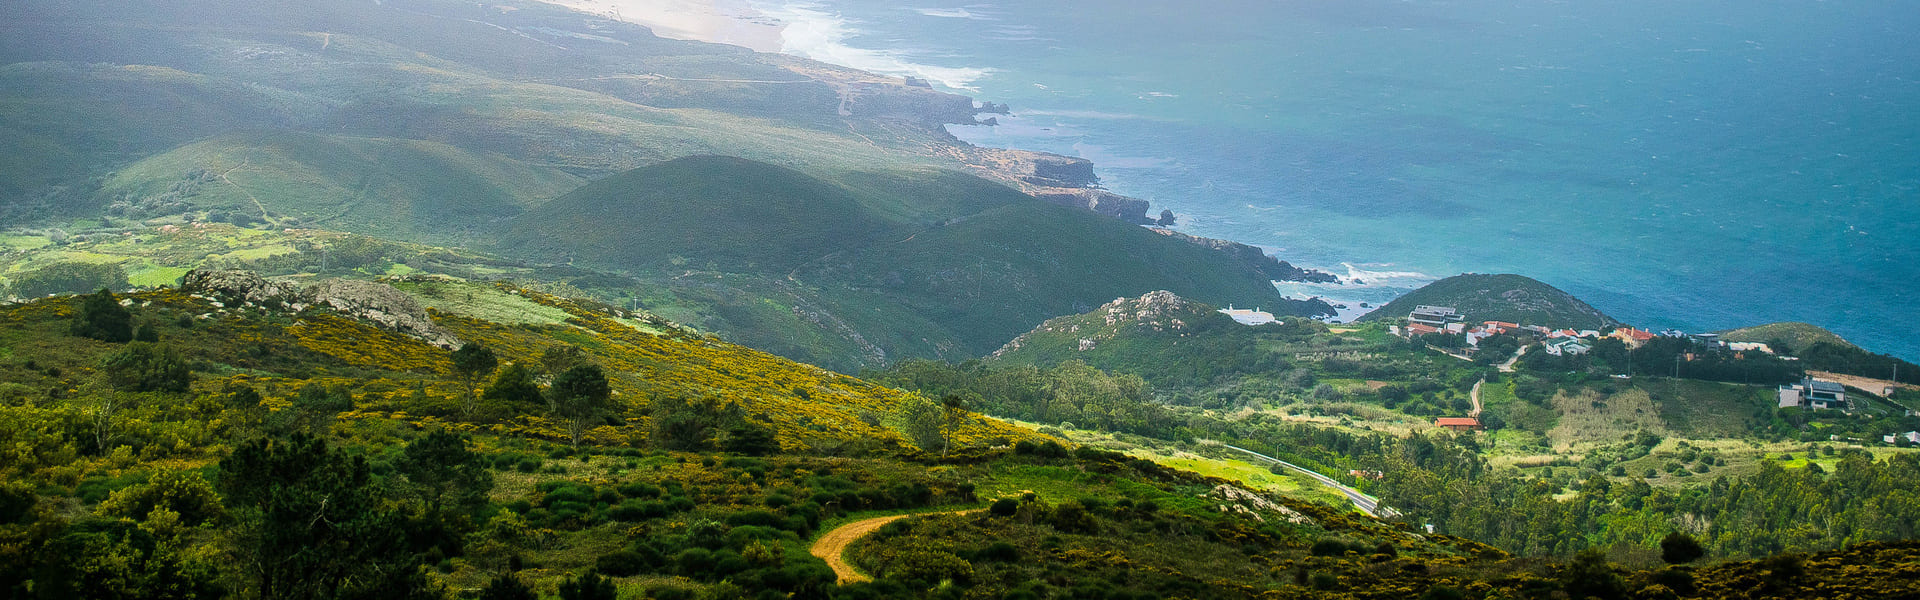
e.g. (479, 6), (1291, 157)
(755, 0), (1919, 360)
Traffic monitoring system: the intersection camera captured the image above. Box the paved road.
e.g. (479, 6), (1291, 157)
(810, 509), (983, 584)
(1219, 444), (1396, 519)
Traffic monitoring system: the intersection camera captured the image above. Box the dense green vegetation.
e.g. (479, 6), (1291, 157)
(1359, 274), (1619, 329)
(4, 273), (1920, 599)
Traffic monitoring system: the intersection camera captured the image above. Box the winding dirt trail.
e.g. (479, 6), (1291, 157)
(809, 509), (983, 584)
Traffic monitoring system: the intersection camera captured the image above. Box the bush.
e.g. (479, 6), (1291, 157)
(990, 498), (1019, 517)
(1310, 538), (1353, 557)
(594, 550), (651, 577)
(1660, 532), (1706, 564)
(100, 342), (192, 393)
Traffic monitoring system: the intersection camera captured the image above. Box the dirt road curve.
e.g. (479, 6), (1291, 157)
(810, 509), (983, 584)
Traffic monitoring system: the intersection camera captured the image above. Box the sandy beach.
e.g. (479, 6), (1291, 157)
(531, 0), (786, 52)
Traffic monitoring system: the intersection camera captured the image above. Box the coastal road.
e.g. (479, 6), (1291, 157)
(1218, 444), (1397, 519)
(810, 509), (984, 584)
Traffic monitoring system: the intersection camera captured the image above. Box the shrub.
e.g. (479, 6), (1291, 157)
(1660, 532), (1706, 564)
(974, 542), (1020, 562)
(990, 498), (1019, 517)
(1310, 538), (1353, 557)
(594, 550), (650, 577)
(100, 342), (192, 393)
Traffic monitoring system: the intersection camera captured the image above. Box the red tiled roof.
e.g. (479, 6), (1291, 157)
(1435, 417), (1480, 426)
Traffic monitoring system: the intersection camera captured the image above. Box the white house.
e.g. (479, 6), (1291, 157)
(1543, 338), (1592, 356)
(1218, 306), (1277, 326)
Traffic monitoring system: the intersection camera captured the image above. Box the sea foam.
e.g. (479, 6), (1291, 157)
(755, 1), (992, 89)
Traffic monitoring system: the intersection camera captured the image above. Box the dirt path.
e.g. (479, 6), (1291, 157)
(1810, 370), (1915, 396)
(810, 509), (983, 584)
(1469, 377), (1484, 417)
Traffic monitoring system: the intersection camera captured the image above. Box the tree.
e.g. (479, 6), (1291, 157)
(218, 434), (426, 600)
(451, 342), (498, 418)
(397, 431), (495, 517)
(100, 341), (192, 393)
(652, 395), (720, 451)
(1559, 548), (1627, 600)
(939, 394), (970, 457)
(893, 393), (945, 453)
(720, 414), (778, 456)
(539, 345), (586, 383)
(556, 569), (617, 600)
(551, 364), (611, 448)
(477, 573), (537, 600)
(71, 288), (134, 342)
(482, 364), (544, 414)
(1660, 531), (1706, 564)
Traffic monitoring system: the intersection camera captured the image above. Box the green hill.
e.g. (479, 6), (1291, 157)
(499, 157), (1326, 370)
(96, 132), (584, 242)
(1360, 273), (1618, 330)
(501, 156), (898, 272)
(1717, 321), (1856, 353)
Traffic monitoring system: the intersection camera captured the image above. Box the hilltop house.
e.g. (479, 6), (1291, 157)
(1779, 378), (1848, 410)
(1218, 305), (1277, 326)
(1409, 305), (1463, 328)
(1435, 417), (1481, 431)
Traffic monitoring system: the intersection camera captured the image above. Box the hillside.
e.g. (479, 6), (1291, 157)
(0, 0), (1337, 372)
(501, 157), (1329, 370)
(9, 282), (1915, 599)
(95, 132), (585, 243)
(1717, 322), (1855, 353)
(1360, 273), (1618, 329)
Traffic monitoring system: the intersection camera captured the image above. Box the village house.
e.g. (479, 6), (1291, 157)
(1435, 417), (1481, 431)
(1610, 327), (1656, 348)
(1885, 432), (1920, 445)
(1543, 337), (1592, 356)
(1778, 378), (1849, 410)
(1728, 342), (1775, 354)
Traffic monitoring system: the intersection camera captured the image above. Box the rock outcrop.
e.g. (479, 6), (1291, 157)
(179, 269), (299, 306)
(304, 278), (458, 349)
(179, 269), (458, 348)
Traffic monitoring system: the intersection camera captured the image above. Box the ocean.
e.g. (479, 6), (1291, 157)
(747, 0), (1920, 360)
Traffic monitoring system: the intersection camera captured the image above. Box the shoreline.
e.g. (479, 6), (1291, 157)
(528, 0), (1350, 305)
(530, 0), (788, 53)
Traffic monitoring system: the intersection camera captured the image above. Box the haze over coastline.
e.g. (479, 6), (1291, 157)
(531, 0), (786, 52)
(532, 0), (1920, 362)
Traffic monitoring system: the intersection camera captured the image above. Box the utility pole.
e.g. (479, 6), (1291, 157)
(1674, 354), (1681, 379)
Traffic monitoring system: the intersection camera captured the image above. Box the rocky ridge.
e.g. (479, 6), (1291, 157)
(180, 269), (458, 348)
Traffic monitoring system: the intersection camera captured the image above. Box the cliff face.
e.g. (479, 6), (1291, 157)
(1150, 229), (1339, 284)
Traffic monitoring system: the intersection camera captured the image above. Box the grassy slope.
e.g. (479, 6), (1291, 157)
(1359, 273), (1619, 329)
(97, 132), (585, 242)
